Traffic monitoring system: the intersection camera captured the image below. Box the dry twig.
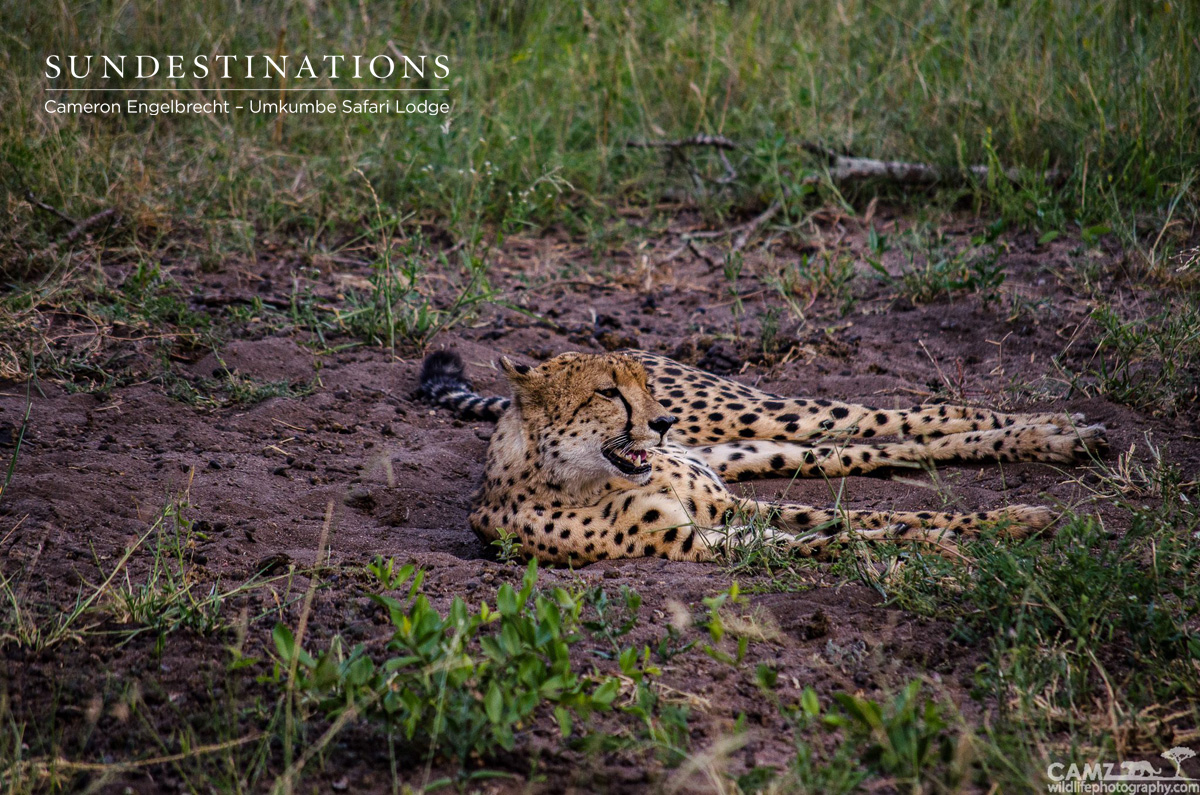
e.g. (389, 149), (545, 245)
(25, 189), (120, 257)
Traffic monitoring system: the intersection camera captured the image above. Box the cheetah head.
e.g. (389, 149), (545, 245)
(500, 352), (676, 488)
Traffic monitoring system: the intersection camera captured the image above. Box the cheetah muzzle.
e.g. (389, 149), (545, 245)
(601, 436), (653, 479)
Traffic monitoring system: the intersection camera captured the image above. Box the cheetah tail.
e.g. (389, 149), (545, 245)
(417, 351), (511, 422)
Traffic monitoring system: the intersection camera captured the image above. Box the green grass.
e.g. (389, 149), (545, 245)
(868, 222), (1009, 306)
(1, 490), (280, 654)
(2, 0), (1197, 389)
(868, 456), (1200, 781)
(3, 0), (1197, 267)
(1079, 301), (1200, 416)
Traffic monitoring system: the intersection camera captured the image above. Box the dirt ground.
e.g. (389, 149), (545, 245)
(2, 210), (1196, 792)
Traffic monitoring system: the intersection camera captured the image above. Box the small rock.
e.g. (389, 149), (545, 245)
(698, 342), (742, 375)
(255, 553), (290, 575)
(344, 488), (376, 511)
(595, 330), (639, 351)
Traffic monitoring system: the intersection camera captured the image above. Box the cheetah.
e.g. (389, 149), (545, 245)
(418, 349), (1107, 565)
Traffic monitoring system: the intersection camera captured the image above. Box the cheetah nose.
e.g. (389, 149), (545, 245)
(649, 415), (677, 436)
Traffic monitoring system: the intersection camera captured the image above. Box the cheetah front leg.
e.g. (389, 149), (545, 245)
(695, 422), (1108, 481)
(627, 350), (1094, 446)
(684, 396), (1096, 446)
(473, 487), (732, 565)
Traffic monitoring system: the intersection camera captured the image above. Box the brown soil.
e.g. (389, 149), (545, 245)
(2, 211), (1195, 793)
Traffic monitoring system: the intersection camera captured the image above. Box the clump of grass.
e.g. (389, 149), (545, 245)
(337, 234), (494, 353)
(1081, 302), (1200, 416)
(881, 501), (1200, 755)
(163, 367), (315, 409)
(1, 490), (269, 653)
(105, 497), (279, 651)
(869, 225), (1007, 306)
(746, 677), (966, 794)
(0, 258), (219, 391)
(766, 252), (859, 319)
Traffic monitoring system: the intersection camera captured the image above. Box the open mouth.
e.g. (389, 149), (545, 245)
(602, 446), (652, 477)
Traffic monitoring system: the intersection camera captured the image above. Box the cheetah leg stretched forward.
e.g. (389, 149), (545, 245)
(701, 502), (1052, 558)
(769, 502), (1053, 552)
(693, 422), (1109, 481)
(624, 350), (1092, 447)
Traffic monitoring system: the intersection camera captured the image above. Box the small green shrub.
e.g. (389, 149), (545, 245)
(1083, 302), (1200, 416)
(870, 227), (1007, 306)
(825, 682), (957, 786)
(272, 560), (621, 769)
(747, 680), (960, 794)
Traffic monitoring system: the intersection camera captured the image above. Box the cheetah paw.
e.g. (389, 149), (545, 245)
(1070, 423), (1108, 457)
(1002, 505), (1055, 531)
(1039, 412), (1089, 430)
(1037, 422), (1108, 461)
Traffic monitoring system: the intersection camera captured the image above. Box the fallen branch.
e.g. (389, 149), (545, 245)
(628, 136), (1061, 187)
(24, 190), (74, 225)
(798, 142), (1061, 185)
(59, 208), (119, 246)
(25, 189), (120, 257)
(687, 239), (720, 270)
(625, 134), (737, 151)
(627, 134), (739, 187)
(515, 278), (619, 295)
(680, 200), (783, 253)
(732, 200), (782, 252)
(6, 734), (263, 781)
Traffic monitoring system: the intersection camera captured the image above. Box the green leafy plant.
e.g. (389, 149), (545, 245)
(870, 228), (1007, 306)
(825, 682), (957, 786)
(701, 582), (750, 666)
(272, 560), (621, 770)
(748, 679), (959, 794)
(489, 527), (525, 564)
(1081, 302), (1200, 416)
(582, 583), (642, 655)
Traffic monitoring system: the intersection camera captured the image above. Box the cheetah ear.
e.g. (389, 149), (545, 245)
(500, 357), (532, 377)
(499, 357), (542, 404)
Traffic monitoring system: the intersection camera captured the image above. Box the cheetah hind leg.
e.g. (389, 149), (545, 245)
(767, 503), (1053, 558)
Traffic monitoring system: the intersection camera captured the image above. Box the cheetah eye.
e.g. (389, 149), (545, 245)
(597, 387), (620, 399)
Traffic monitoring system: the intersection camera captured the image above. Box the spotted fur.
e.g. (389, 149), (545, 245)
(419, 350), (1108, 564)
